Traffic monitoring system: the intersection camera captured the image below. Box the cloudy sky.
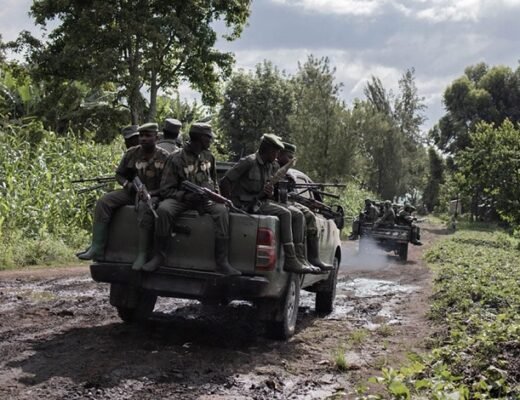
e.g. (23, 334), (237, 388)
(2, 0), (520, 131)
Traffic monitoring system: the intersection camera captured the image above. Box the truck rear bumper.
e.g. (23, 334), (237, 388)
(90, 263), (271, 301)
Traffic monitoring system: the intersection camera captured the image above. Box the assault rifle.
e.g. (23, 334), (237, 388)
(288, 192), (345, 229)
(292, 182), (346, 199)
(133, 176), (159, 219)
(181, 181), (253, 218)
(72, 176), (115, 194)
(248, 158), (296, 213)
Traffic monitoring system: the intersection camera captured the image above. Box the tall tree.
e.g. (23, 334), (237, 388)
(14, 0), (251, 124)
(289, 56), (359, 181)
(422, 147), (444, 212)
(432, 63), (520, 155)
(219, 61), (294, 159)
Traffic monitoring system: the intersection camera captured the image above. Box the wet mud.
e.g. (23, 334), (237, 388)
(0, 225), (439, 399)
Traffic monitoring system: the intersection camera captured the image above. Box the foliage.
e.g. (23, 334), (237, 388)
(364, 227), (520, 399)
(219, 61), (294, 160)
(0, 122), (122, 268)
(14, 0), (251, 123)
(422, 147), (445, 212)
(289, 56), (359, 181)
(431, 62), (520, 155)
(456, 120), (520, 225)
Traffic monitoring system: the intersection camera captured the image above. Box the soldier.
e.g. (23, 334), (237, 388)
(220, 134), (319, 274)
(121, 124), (140, 149)
(141, 123), (240, 276)
(398, 203), (422, 245)
(278, 142), (333, 271)
(77, 123), (169, 270)
(348, 198), (379, 240)
(157, 118), (183, 154)
(375, 200), (396, 226)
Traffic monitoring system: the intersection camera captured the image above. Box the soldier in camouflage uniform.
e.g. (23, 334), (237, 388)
(121, 124), (140, 149)
(398, 203), (422, 245)
(220, 134), (318, 274)
(141, 123), (240, 276)
(348, 198), (379, 240)
(278, 142), (332, 272)
(157, 118), (183, 154)
(77, 123), (169, 270)
(375, 200), (396, 226)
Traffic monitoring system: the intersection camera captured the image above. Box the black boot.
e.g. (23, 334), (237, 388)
(132, 228), (152, 270)
(77, 222), (108, 261)
(215, 237), (241, 276)
(283, 243), (318, 274)
(295, 243), (321, 274)
(142, 235), (168, 272)
(307, 236), (334, 271)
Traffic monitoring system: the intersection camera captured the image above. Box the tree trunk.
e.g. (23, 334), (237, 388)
(147, 74), (158, 122)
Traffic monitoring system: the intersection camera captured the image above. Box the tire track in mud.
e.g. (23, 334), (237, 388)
(0, 224), (440, 399)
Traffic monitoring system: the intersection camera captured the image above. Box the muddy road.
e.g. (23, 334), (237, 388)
(0, 224), (443, 399)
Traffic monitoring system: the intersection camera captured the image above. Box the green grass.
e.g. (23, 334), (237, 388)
(332, 344), (349, 372)
(364, 225), (520, 399)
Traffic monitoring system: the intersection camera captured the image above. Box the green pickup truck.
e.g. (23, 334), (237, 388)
(89, 166), (343, 340)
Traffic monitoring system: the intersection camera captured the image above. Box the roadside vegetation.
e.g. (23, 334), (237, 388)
(0, 122), (121, 268)
(363, 225), (520, 399)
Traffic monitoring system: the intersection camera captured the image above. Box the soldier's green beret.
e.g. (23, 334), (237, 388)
(189, 122), (213, 138)
(261, 133), (284, 150)
(121, 124), (139, 139)
(163, 118), (182, 133)
(138, 122), (159, 132)
(281, 142), (296, 154)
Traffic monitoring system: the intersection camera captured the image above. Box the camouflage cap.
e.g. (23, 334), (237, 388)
(261, 133), (284, 150)
(121, 124), (139, 139)
(189, 122), (213, 138)
(137, 122), (159, 132)
(281, 142), (296, 154)
(163, 118), (182, 133)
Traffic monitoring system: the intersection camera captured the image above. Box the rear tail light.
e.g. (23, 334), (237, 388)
(255, 227), (276, 271)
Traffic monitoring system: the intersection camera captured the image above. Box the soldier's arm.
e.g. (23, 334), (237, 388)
(115, 150), (135, 189)
(209, 154), (219, 194)
(219, 158), (252, 198)
(159, 155), (184, 200)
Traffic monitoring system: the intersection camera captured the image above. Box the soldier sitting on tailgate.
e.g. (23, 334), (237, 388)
(157, 118), (183, 154)
(141, 123), (241, 276)
(348, 198), (379, 240)
(220, 134), (319, 274)
(374, 200), (396, 226)
(77, 123), (169, 269)
(277, 142), (332, 272)
(398, 203), (422, 245)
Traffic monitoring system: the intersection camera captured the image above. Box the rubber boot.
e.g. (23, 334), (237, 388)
(141, 235), (168, 272)
(283, 243), (317, 274)
(214, 237), (241, 276)
(132, 228), (152, 270)
(295, 243), (321, 274)
(411, 227), (423, 246)
(77, 222), (109, 261)
(307, 236), (334, 271)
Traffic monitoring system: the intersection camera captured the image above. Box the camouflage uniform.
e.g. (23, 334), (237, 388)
(349, 199), (379, 239)
(224, 152), (303, 245)
(398, 205), (422, 245)
(155, 143), (228, 238)
(95, 145), (169, 229)
(376, 202), (396, 225)
(157, 138), (181, 154)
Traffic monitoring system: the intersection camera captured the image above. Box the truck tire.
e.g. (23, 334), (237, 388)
(315, 255), (340, 315)
(265, 274), (300, 340)
(398, 243), (408, 261)
(111, 284), (157, 324)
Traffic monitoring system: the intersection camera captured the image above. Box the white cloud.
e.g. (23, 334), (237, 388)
(271, 0), (520, 22)
(272, 0), (387, 16)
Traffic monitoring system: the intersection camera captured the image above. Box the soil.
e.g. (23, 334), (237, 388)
(0, 223), (445, 400)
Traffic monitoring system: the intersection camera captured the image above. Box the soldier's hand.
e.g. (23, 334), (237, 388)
(263, 182), (274, 197)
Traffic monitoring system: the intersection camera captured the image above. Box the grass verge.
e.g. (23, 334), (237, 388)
(360, 226), (520, 399)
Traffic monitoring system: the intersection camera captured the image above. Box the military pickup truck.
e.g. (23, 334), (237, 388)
(89, 166), (342, 340)
(358, 222), (411, 261)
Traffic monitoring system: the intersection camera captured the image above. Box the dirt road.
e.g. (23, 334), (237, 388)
(0, 224), (442, 399)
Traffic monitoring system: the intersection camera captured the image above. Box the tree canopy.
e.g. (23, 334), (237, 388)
(14, 0), (251, 124)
